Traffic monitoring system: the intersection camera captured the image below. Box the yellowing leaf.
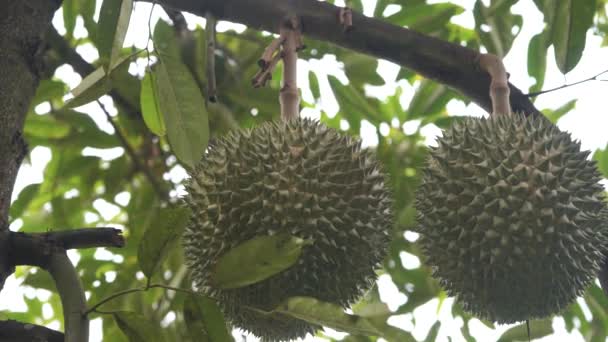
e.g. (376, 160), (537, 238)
(212, 233), (310, 289)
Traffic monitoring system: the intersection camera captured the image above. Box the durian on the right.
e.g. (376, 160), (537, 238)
(415, 111), (608, 323)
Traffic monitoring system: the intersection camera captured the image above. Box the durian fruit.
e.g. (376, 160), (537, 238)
(415, 111), (608, 323)
(183, 118), (392, 341)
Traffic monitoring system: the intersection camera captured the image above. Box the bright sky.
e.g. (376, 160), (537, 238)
(1, 0), (607, 341)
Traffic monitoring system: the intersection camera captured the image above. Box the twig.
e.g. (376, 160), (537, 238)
(85, 283), (210, 316)
(96, 100), (168, 200)
(526, 69), (608, 97)
(252, 51), (282, 88)
(258, 37), (284, 69)
(206, 12), (218, 102)
(85, 287), (145, 315)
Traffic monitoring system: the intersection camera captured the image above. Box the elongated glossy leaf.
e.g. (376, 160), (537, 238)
(184, 295), (232, 342)
(153, 20), (209, 169)
(137, 206), (191, 279)
(62, 0), (77, 39)
(473, 0), (522, 57)
(98, 0), (133, 65)
(534, 0), (596, 73)
(497, 319), (553, 341)
(110, 0), (133, 69)
(542, 99), (577, 123)
(212, 233), (310, 289)
(275, 297), (414, 340)
(65, 66), (111, 108)
(527, 30), (550, 93)
(114, 311), (165, 342)
(140, 68), (166, 136)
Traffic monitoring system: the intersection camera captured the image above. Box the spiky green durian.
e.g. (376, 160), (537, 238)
(183, 118), (392, 341)
(415, 112), (608, 323)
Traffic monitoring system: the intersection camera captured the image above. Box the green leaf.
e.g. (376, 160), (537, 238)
(541, 99), (577, 123)
(534, 0), (596, 73)
(183, 296), (232, 342)
(497, 319), (553, 341)
(140, 68), (166, 136)
(113, 311), (165, 342)
(593, 143), (608, 178)
(308, 70), (321, 100)
(153, 20), (209, 169)
(24, 113), (71, 139)
(137, 206), (191, 279)
(31, 80), (68, 107)
(527, 30), (550, 93)
(387, 3), (465, 34)
(65, 66), (111, 108)
(212, 233), (310, 289)
(62, 0), (77, 39)
(424, 321), (441, 342)
(9, 183), (40, 221)
(473, 0), (522, 57)
(274, 297), (414, 340)
(407, 80), (452, 119)
(98, 0), (133, 65)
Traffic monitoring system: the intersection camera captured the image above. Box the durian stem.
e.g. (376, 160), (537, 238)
(478, 53), (511, 116)
(280, 17), (302, 122)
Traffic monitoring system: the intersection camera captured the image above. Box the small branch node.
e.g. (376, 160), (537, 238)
(339, 7), (353, 32)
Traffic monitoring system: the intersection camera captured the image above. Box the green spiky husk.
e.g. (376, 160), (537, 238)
(415, 112), (607, 323)
(183, 119), (392, 341)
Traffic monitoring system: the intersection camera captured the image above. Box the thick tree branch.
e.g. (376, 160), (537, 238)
(9, 228), (124, 267)
(0, 320), (64, 342)
(142, 0), (542, 117)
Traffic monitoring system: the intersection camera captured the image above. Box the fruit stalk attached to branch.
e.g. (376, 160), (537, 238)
(478, 53), (511, 116)
(279, 17), (303, 121)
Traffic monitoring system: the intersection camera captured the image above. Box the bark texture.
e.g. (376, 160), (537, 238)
(0, 0), (62, 290)
(141, 0), (541, 117)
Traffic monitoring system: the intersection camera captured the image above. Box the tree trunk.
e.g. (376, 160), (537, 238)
(0, 0), (62, 289)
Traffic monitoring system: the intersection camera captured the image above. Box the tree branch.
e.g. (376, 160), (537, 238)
(141, 0), (542, 117)
(48, 252), (88, 342)
(8, 228), (124, 267)
(96, 100), (168, 200)
(0, 320), (64, 342)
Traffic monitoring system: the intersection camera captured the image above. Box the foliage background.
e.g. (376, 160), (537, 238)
(1, 0), (608, 341)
